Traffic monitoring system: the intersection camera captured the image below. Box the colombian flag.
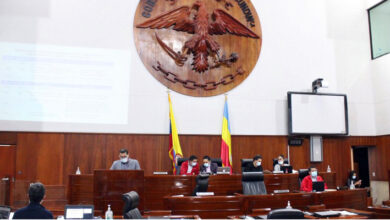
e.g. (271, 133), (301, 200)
(220, 96), (232, 173)
(168, 93), (183, 175)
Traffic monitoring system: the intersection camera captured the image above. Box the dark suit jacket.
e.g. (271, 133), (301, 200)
(13, 202), (53, 219)
(179, 161), (200, 175)
(244, 163), (263, 172)
(200, 162), (218, 174)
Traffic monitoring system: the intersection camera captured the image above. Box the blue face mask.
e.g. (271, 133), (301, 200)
(204, 163), (209, 168)
(256, 161), (261, 167)
(311, 171), (317, 177)
(352, 175), (356, 180)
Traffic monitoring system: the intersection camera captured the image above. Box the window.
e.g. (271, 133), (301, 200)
(368, 0), (390, 59)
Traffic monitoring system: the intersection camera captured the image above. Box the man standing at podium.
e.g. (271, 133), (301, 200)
(110, 149), (141, 170)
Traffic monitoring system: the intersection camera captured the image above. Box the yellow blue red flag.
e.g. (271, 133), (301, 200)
(168, 93), (183, 175)
(220, 96), (232, 172)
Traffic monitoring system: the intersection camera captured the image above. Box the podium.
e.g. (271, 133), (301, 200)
(93, 170), (144, 214)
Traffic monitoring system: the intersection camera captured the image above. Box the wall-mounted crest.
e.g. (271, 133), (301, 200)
(134, 0), (262, 97)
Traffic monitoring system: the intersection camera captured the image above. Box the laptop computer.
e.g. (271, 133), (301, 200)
(281, 165), (293, 174)
(312, 181), (325, 192)
(0, 206), (11, 219)
(64, 205), (94, 219)
(217, 167), (231, 174)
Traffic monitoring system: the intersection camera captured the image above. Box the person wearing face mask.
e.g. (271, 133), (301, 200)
(110, 148), (141, 170)
(179, 155), (200, 175)
(347, 171), (362, 188)
(244, 155), (264, 172)
(200, 155), (218, 174)
(13, 182), (53, 219)
(300, 166), (328, 192)
(273, 155), (286, 171)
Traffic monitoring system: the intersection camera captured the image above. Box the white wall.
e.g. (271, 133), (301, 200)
(0, 0), (385, 135)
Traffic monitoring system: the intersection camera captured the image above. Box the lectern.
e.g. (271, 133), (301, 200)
(93, 170), (144, 214)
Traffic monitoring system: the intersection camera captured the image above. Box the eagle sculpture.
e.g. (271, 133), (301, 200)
(136, 0), (260, 73)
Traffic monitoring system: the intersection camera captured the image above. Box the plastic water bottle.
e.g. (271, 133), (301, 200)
(327, 165), (331, 173)
(286, 201), (292, 209)
(105, 204), (113, 220)
(350, 182), (355, 190)
(76, 166), (81, 175)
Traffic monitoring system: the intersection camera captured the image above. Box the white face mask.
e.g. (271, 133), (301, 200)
(120, 157), (129, 163)
(311, 171), (318, 177)
(352, 175), (356, 180)
(256, 161), (261, 167)
(278, 160), (284, 165)
(191, 162), (197, 167)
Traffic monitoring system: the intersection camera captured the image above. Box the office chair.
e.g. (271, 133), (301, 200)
(211, 158), (223, 167)
(272, 158), (289, 167)
(176, 158), (188, 175)
(122, 191), (142, 219)
(241, 172), (267, 195)
(192, 174), (210, 196)
(298, 169), (309, 185)
(267, 208), (304, 219)
(0, 206), (11, 219)
(240, 159), (253, 172)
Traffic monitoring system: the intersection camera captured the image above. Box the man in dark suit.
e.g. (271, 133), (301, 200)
(244, 155), (264, 172)
(180, 155), (200, 175)
(200, 155), (218, 174)
(13, 182), (53, 219)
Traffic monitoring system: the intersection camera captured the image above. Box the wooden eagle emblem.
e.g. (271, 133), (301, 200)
(136, 0), (260, 73)
(134, 0), (262, 97)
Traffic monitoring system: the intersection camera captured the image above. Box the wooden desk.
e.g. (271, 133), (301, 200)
(367, 206), (390, 219)
(68, 172), (337, 212)
(93, 170), (144, 214)
(164, 195), (246, 219)
(163, 189), (368, 219)
(304, 208), (374, 219)
(68, 174), (93, 204)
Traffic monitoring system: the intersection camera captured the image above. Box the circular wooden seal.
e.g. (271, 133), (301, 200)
(134, 0), (262, 97)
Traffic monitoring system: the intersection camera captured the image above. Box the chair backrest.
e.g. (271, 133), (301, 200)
(0, 206), (11, 219)
(267, 208), (304, 219)
(241, 159), (253, 172)
(298, 169), (309, 185)
(241, 172), (267, 195)
(176, 158), (189, 175)
(192, 174), (210, 196)
(122, 191), (142, 219)
(211, 158), (223, 167)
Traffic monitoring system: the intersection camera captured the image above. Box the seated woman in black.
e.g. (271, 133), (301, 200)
(347, 170), (362, 188)
(244, 155), (263, 172)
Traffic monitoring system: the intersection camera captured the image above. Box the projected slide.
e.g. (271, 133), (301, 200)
(0, 42), (130, 124)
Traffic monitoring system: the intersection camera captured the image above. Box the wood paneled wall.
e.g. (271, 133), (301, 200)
(0, 132), (387, 194)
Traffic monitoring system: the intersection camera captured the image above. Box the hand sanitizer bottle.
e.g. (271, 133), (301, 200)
(76, 166), (81, 175)
(105, 204), (113, 220)
(327, 165), (331, 173)
(286, 201), (292, 209)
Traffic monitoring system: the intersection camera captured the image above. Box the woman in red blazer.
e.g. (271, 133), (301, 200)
(301, 167), (328, 192)
(180, 155), (200, 175)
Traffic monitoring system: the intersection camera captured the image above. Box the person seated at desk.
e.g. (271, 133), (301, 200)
(244, 155), (264, 172)
(110, 148), (141, 170)
(347, 170), (362, 188)
(13, 182), (53, 219)
(300, 166), (328, 192)
(180, 155), (199, 175)
(274, 154), (286, 171)
(200, 155), (218, 174)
